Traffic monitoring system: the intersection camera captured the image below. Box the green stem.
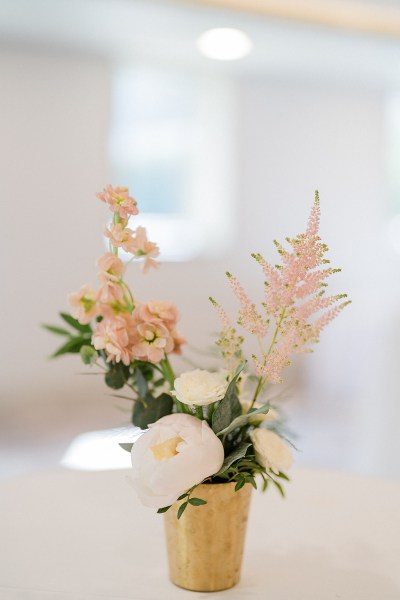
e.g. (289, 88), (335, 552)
(112, 212), (120, 256)
(207, 402), (216, 424)
(195, 406), (203, 420)
(160, 356), (176, 388)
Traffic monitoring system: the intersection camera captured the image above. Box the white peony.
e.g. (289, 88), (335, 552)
(173, 369), (228, 406)
(130, 413), (225, 508)
(250, 428), (293, 474)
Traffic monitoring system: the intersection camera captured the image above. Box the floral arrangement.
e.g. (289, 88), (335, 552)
(45, 185), (349, 517)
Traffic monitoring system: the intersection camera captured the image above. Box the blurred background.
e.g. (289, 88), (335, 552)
(1, 0), (400, 481)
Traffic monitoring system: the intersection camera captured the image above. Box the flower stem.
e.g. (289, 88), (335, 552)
(160, 355), (175, 388)
(112, 212), (120, 256)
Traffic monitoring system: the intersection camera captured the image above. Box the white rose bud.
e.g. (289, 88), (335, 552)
(131, 413), (224, 508)
(173, 369), (228, 406)
(250, 428), (293, 474)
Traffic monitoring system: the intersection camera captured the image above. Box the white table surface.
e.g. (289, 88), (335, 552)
(0, 466), (399, 600)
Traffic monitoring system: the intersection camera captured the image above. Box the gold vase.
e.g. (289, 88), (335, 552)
(164, 482), (252, 592)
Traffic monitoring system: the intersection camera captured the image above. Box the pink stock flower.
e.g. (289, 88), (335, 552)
(68, 284), (99, 325)
(104, 223), (137, 253)
(170, 329), (186, 355)
(97, 281), (125, 305)
(131, 320), (174, 364)
(135, 300), (179, 328)
(129, 227), (159, 272)
(92, 315), (132, 365)
(97, 185), (138, 220)
(129, 301), (184, 361)
(97, 253), (125, 283)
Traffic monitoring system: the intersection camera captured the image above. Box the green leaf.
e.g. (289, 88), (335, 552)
(245, 476), (258, 490)
(212, 363), (245, 434)
(188, 498), (207, 506)
(104, 364), (127, 390)
(177, 501), (188, 519)
(216, 402), (270, 438)
(80, 345), (98, 365)
(132, 392), (173, 429)
(157, 505), (172, 514)
(119, 443), (134, 453)
(276, 471), (290, 481)
(215, 442), (252, 477)
(134, 367), (148, 398)
(50, 336), (86, 358)
(42, 324), (70, 336)
(60, 312), (92, 334)
(177, 493), (188, 501)
(272, 478), (285, 497)
(234, 479), (246, 492)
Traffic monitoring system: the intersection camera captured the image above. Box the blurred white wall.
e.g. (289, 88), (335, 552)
(0, 49), (111, 406)
(0, 30), (399, 477)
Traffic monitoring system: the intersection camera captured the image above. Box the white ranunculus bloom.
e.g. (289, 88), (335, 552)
(131, 413), (225, 508)
(250, 428), (293, 474)
(173, 369), (228, 406)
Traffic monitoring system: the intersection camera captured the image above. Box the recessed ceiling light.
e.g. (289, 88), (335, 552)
(196, 28), (253, 61)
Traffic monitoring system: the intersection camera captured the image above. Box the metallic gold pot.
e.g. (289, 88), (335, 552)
(164, 482), (252, 592)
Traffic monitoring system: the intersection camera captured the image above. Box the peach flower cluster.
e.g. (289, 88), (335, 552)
(68, 185), (184, 365)
(96, 185), (139, 219)
(92, 300), (184, 365)
(70, 254), (184, 365)
(104, 225), (159, 273)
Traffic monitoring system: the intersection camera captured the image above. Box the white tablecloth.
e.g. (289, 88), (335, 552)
(0, 467), (399, 600)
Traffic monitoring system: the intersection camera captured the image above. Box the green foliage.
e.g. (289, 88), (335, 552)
(50, 336), (88, 358)
(215, 442), (252, 477)
(188, 497), (207, 506)
(119, 443), (134, 453)
(157, 505), (172, 514)
(167, 485), (208, 520)
(43, 312), (92, 358)
(134, 367), (148, 398)
(42, 324), (70, 336)
(216, 402), (270, 438)
(59, 312), (92, 333)
(80, 345), (98, 365)
(132, 392), (173, 429)
(105, 364), (128, 390)
(177, 502), (188, 519)
(211, 363), (245, 434)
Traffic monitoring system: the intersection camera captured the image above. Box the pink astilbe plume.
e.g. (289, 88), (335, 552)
(226, 272), (268, 338)
(209, 297), (244, 374)
(253, 328), (299, 384)
(215, 192), (350, 391)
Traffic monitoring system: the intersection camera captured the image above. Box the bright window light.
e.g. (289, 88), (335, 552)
(108, 66), (236, 261)
(196, 28), (253, 61)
